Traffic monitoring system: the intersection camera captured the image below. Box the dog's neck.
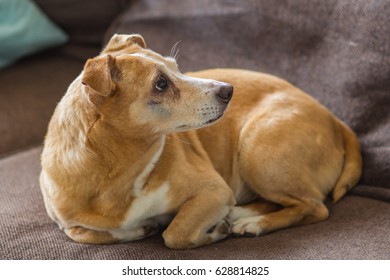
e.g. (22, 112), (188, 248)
(86, 119), (166, 197)
(87, 116), (165, 180)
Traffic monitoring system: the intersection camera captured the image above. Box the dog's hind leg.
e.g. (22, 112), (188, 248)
(228, 198), (281, 223)
(231, 197), (329, 236)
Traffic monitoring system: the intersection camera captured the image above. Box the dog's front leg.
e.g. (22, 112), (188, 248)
(64, 225), (156, 244)
(162, 186), (235, 249)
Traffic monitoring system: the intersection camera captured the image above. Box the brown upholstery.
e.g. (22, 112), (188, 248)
(34, 0), (130, 45)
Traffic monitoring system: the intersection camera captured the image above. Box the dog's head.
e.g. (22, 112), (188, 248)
(81, 34), (233, 136)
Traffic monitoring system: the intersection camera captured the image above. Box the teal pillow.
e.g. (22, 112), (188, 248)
(0, 0), (68, 68)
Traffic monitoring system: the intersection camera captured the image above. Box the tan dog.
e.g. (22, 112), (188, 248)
(40, 34), (362, 249)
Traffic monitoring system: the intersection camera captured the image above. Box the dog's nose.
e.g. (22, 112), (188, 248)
(216, 84), (233, 104)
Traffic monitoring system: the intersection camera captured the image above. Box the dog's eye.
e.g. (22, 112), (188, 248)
(155, 75), (168, 92)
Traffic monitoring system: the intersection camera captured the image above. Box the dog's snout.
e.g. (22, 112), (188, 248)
(216, 84), (233, 104)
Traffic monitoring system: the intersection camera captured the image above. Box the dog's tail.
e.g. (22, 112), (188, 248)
(332, 121), (363, 203)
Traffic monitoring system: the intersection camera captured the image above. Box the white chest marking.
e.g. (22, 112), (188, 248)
(121, 181), (171, 230)
(133, 136), (166, 196)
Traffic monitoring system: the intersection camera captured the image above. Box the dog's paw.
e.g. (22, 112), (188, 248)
(218, 218), (232, 235)
(232, 216), (264, 237)
(227, 206), (259, 222)
(207, 218), (232, 241)
(143, 225), (159, 237)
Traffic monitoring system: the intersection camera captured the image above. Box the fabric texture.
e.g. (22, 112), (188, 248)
(0, 0), (68, 68)
(34, 0), (130, 45)
(0, 0), (389, 259)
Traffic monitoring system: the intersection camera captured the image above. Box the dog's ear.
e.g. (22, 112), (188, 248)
(103, 34), (146, 53)
(82, 55), (117, 98)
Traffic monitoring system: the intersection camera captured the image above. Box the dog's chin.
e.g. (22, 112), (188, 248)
(174, 113), (225, 132)
(205, 113), (224, 125)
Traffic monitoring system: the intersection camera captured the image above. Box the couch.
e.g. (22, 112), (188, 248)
(1, 0), (389, 260)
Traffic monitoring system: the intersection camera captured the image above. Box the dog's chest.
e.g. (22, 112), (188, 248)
(120, 181), (171, 229)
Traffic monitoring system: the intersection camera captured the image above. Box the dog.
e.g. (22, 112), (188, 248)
(40, 34), (362, 249)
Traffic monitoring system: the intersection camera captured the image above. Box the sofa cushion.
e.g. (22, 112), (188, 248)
(105, 0), (390, 198)
(0, 50), (91, 157)
(0, 147), (389, 259)
(0, 0), (68, 68)
(34, 0), (130, 45)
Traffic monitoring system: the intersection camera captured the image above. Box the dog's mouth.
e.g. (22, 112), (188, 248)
(175, 124), (192, 130)
(205, 112), (224, 124)
(174, 112), (224, 132)
(174, 108), (226, 132)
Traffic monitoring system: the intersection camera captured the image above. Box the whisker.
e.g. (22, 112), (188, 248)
(170, 40), (181, 59)
(174, 48), (180, 60)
